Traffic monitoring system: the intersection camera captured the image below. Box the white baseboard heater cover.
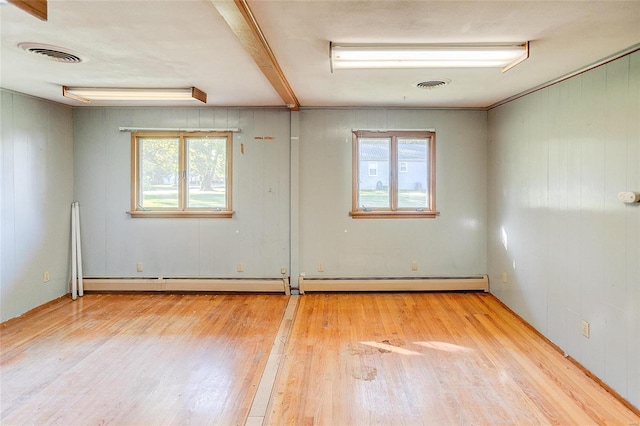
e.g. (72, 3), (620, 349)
(298, 275), (488, 294)
(82, 277), (290, 295)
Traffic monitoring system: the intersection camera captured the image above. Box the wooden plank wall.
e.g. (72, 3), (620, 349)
(73, 108), (291, 278)
(487, 50), (640, 408)
(0, 91), (74, 321)
(297, 108), (488, 278)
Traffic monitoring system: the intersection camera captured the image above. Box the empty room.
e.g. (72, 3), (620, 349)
(1, 0), (639, 424)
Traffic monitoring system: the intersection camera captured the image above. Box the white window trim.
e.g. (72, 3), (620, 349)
(368, 162), (378, 177)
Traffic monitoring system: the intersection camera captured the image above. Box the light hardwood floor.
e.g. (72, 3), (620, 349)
(1, 293), (289, 425)
(1, 292), (638, 425)
(265, 293), (639, 425)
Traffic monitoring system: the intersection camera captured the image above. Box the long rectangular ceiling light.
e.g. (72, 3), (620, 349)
(330, 42), (529, 72)
(62, 87), (207, 103)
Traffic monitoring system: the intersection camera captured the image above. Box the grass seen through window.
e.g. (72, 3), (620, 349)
(359, 190), (428, 209)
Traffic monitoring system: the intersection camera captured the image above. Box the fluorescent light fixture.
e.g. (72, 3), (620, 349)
(62, 86), (207, 103)
(330, 42), (529, 72)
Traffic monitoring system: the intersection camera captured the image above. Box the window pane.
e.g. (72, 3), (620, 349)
(397, 138), (429, 208)
(358, 138), (390, 209)
(139, 138), (179, 208)
(187, 137), (227, 208)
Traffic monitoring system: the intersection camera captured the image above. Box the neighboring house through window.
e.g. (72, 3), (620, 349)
(129, 131), (233, 218)
(350, 130), (438, 218)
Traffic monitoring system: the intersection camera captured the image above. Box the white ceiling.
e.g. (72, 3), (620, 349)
(1, 0), (639, 109)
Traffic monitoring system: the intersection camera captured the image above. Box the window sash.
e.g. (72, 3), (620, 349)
(397, 138), (429, 209)
(358, 138), (390, 209)
(139, 137), (180, 209)
(130, 131), (233, 218)
(186, 137), (228, 209)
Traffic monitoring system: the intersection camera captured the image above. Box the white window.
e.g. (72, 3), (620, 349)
(368, 162), (378, 177)
(129, 132), (233, 218)
(399, 162), (408, 173)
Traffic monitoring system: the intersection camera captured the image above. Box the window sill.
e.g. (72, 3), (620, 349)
(349, 210), (440, 219)
(127, 210), (234, 218)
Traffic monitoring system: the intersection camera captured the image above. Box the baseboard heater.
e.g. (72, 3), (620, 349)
(298, 275), (488, 294)
(82, 277), (290, 295)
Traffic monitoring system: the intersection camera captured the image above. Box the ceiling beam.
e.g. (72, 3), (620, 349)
(8, 0), (47, 20)
(210, 0), (300, 111)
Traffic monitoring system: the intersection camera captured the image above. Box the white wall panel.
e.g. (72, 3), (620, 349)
(72, 107), (290, 279)
(1, 91), (18, 320)
(298, 108), (487, 278)
(627, 50), (640, 408)
(545, 83), (569, 346)
(600, 58), (632, 395)
(488, 51), (640, 408)
(73, 109), (107, 275)
(1, 90), (73, 321)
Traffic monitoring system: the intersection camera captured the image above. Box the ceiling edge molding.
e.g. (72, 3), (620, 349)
(210, 0), (300, 111)
(488, 43), (640, 110)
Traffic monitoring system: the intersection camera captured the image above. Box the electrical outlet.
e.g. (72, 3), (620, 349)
(237, 263), (244, 272)
(43, 271), (50, 282)
(318, 263), (324, 272)
(581, 320), (590, 338)
(501, 272), (508, 283)
(281, 267), (287, 275)
(136, 263), (143, 272)
(411, 261), (418, 271)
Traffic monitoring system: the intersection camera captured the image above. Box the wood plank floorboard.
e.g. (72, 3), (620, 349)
(1, 293), (289, 425)
(1, 292), (638, 425)
(265, 292), (639, 426)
